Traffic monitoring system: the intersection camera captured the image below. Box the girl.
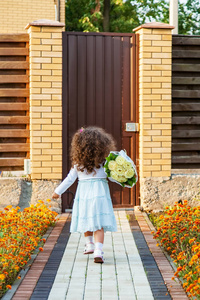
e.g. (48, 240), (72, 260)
(52, 126), (117, 263)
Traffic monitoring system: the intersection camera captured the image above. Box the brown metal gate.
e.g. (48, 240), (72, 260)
(62, 32), (139, 211)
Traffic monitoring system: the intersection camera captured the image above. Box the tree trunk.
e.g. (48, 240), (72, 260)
(93, 0), (101, 13)
(103, 0), (110, 32)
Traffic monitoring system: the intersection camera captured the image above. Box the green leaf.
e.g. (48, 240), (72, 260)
(104, 161), (109, 168)
(110, 153), (118, 160)
(126, 175), (137, 186)
(106, 169), (111, 177)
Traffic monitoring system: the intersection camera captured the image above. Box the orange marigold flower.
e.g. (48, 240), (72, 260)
(6, 285), (12, 290)
(189, 239), (195, 244)
(0, 274), (6, 280)
(3, 271), (8, 275)
(192, 255), (198, 261)
(39, 247), (44, 251)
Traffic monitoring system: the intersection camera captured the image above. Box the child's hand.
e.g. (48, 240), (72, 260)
(52, 192), (60, 199)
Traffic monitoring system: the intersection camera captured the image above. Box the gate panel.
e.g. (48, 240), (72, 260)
(62, 32), (138, 211)
(104, 36), (112, 133)
(86, 36), (95, 125)
(122, 36), (132, 206)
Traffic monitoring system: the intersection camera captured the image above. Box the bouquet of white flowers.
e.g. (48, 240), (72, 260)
(104, 150), (138, 188)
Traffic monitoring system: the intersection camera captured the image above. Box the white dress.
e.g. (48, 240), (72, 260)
(55, 165), (117, 233)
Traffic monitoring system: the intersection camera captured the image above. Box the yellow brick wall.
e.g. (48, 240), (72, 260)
(0, 0), (65, 33)
(60, 0), (65, 27)
(27, 22), (64, 180)
(135, 25), (173, 178)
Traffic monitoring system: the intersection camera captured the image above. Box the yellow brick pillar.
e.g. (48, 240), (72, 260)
(26, 20), (65, 180)
(133, 22), (174, 207)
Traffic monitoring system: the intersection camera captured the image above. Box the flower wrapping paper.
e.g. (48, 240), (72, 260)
(104, 150), (138, 188)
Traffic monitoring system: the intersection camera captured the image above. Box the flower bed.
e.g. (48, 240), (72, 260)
(151, 201), (200, 299)
(0, 201), (58, 297)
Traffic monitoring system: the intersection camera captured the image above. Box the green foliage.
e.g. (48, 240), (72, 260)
(127, 176), (136, 186)
(65, 0), (200, 35)
(178, 0), (200, 35)
(131, 0), (169, 25)
(65, 0), (103, 31)
(80, 11), (103, 32)
(109, 0), (140, 33)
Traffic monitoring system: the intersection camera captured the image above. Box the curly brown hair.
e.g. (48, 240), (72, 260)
(70, 126), (116, 173)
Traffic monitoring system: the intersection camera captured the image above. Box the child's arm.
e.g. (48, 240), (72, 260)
(52, 167), (78, 198)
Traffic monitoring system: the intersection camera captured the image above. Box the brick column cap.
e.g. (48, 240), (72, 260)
(133, 22), (174, 32)
(25, 19), (65, 30)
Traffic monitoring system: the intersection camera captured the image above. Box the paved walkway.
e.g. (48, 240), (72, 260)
(3, 210), (189, 300)
(48, 210), (153, 300)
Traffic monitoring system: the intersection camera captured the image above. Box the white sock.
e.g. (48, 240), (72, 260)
(85, 235), (93, 244)
(95, 242), (103, 251)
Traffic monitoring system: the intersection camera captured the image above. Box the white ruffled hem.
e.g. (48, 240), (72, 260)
(70, 179), (117, 233)
(70, 213), (117, 233)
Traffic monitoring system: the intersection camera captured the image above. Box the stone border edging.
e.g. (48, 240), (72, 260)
(142, 212), (177, 272)
(30, 214), (71, 300)
(134, 209), (189, 300)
